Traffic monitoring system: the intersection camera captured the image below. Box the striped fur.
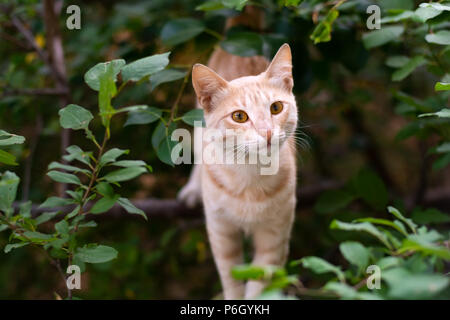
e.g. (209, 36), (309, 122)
(178, 44), (298, 299)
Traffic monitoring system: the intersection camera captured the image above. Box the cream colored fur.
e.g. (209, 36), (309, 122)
(178, 44), (298, 299)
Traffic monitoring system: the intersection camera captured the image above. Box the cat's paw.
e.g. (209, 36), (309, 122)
(177, 183), (202, 208)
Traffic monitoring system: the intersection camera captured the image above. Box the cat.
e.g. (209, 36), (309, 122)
(177, 42), (298, 299)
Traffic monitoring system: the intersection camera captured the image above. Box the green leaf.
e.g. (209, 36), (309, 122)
(48, 162), (89, 174)
(96, 182), (114, 197)
(98, 62), (117, 130)
(376, 256), (401, 270)
(419, 108), (450, 118)
(362, 26), (404, 49)
(231, 265), (266, 280)
(23, 231), (53, 241)
(339, 241), (370, 270)
(4, 242), (29, 253)
(378, 0), (414, 10)
(330, 220), (392, 249)
(397, 230), (449, 260)
(58, 104), (94, 130)
(55, 220), (69, 235)
(355, 217), (408, 236)
(47, 171), (81, 185)
(425, 30), (450, 45)
(161, 19), (205, 46)
(181, 109), (206, 127)
(114, 105), (148, 114)
(0, 171), (19, 213)
(124, 107), (162, 126)
(380, 10), (414, 23)
(418, 2), (450, 12)
(231, 264), (285, 281)
(40, 196), (75, 208)
(299, 256), (345, 282)
(99, 148), (129, 166)
(414, 6), (442, 22)
(382, 268), (449, 299)
(412, 208), (450, 224)
(152, 121), (176, 150)
(436, 142), (450, 153)
(103, 167), (147, 182)
(75, 244), (118, 264)
(392, 56), (426, 81)
(385, 55), (409, 68)
(117, 197), (147, 220)
(393, 91), (429, 113)
(221, 0), (248, 10)
(435, 82), (450, 91)
(157, 133), (177, 166)
(121, 52), (170, 82)
(279, 0), (302, 6)
(35, 212), (59, 225)
(432, 153), (450, 171)
(66, 205), (80, 219)
(310, 9), (339, 44)
(196, 0), (225, 11)
(111, 160), (147, 168)
(387, 206), (417, 233)
(150, 69), (187, 91)
(19, 200), (32, 218)
(221, 32), (264, 57)
(323, 282), (380, 300)
(63, 145), (92, 166)
(90, 194), (119, 214)
(0, 149), (18, 166)
(353, 168), (388, 210)
(314, 189), (355, 214)
(0, 130), (25, 146)
(84, 59), (125, 91)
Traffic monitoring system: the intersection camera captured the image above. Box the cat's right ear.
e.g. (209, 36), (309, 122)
(192, 64), (228, 112)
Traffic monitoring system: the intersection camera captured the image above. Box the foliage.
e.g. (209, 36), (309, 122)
(0, 0), (449, 299)
(0, 52), (181, 298)
(233, 205), (450, 299)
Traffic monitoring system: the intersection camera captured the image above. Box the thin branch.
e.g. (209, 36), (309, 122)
(167, 69), (191, 126)
(9, 15), (64, 84)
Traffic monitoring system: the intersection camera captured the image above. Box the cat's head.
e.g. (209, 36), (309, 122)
(192, 44), (297, 160)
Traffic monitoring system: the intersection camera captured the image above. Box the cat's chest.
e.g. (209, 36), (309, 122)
(202, 164), (296, 224)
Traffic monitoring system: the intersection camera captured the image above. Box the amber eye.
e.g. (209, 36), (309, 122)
(270, 101), (283, 114)
(231, 110), (248, 123)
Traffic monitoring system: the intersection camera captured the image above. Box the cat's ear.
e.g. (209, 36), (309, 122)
(192, 64), (228, 112)
(265, 43), (293, 92)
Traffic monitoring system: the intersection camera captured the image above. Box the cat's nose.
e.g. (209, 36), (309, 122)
(257, 128), (272, 144)
(266, 129), (272, 144)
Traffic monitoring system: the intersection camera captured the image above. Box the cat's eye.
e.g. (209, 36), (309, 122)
(231, 110), (248, 123)
(270, 101), (283, 115)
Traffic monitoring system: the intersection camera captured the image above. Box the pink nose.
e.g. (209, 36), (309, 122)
(258, 128), (272, 143)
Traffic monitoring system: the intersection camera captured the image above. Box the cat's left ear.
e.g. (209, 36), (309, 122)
(265, 43), (293, 92)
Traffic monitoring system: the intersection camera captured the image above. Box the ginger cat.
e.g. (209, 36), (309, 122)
(178, 43), (298, 300)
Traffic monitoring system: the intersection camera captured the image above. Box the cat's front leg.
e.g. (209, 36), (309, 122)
(245, 213), (294, 299)
(205, 213), (245, 299)
(177, 163), (202, 208)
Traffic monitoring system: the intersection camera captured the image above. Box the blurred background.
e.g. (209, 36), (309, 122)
(0, 0), (449, 299)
